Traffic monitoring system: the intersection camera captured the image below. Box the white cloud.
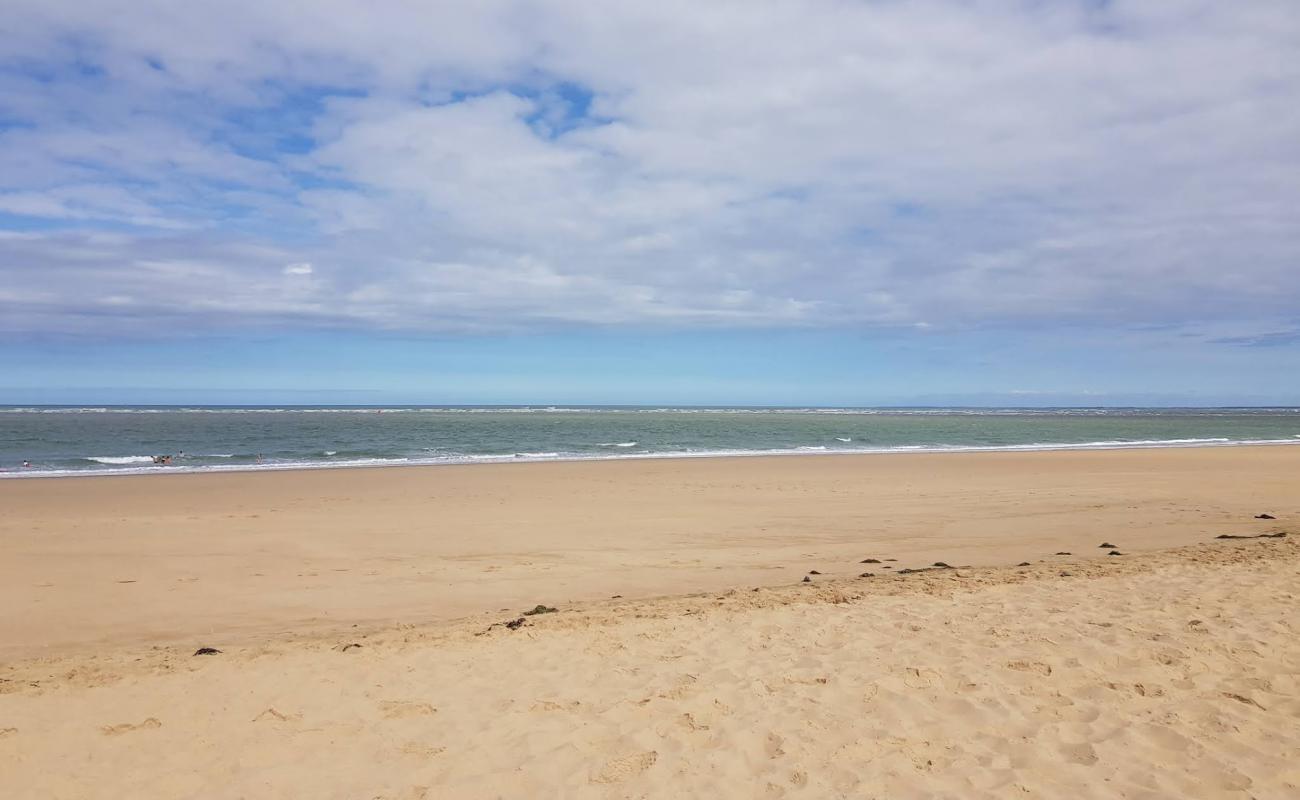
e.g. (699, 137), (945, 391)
(0, 0), (1297, 338)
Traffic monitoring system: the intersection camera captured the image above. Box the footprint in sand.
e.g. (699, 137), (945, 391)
(1060, 742), (1099, 765)
(1006, 660), (1053, 676)
(531, 700), (581, 712)
(657, 674), (698, 700)
(782, 675), (830, 687)
(765, 732), (786, 758)
(101, 718), (161, 736)
(0, 727), (17, 739)
(252, 708), (301, 723)
(591, 751), (658, 784)
(678, 712), (710, 731)
(904, 667), (940, 689)
(1135, 722), (1195, 752)
(380, 700), (437, 719)
(399, 742), (446, 758)
(375, 786), (431, 800)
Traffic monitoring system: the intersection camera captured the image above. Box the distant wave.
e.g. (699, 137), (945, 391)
(598, 441), (638, 447)
(835, 437), (852, 442)
(4, 405), (1300, 417)
(85, 455), (155, 465)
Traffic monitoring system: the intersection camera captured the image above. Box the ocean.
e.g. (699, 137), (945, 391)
(2, 406), (1298, 478)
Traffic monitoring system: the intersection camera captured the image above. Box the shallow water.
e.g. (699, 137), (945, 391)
(2, 405), (1299, 477)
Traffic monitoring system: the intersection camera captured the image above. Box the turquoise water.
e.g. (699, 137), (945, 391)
(2, 406), (1299, 477)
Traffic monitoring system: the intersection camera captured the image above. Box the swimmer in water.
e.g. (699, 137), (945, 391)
(22, 460), (31, 468)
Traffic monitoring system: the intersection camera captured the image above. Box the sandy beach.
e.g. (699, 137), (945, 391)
(1, 446), (1298, 797)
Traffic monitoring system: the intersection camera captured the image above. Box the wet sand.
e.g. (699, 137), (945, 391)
(0, 445), (1296, 659)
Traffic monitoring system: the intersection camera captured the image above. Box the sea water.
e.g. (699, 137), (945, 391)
(2, 406), (1298, 477)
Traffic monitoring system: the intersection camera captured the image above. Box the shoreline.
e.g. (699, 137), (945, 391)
(5, 434), (1300, 480)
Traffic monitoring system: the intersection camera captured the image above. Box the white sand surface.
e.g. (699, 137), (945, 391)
(2, 536), (1296, 799)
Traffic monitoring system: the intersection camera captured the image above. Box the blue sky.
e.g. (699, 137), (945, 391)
(1, 1), (1298, 405)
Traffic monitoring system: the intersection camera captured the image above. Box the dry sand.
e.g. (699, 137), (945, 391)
(1, 446), (1298, 797)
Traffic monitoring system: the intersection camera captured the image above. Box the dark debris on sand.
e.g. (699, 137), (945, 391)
(860, 558), (882, 564)
(193, 647), (222, 656)
(1055, 552), (1072, 556)
(1217, 532), (1287, 540)
(1099, 542), (1117, 549)
(1255, 514), (1276, 520)
(477, 617), (530, 635)
(523, 604), (558, 616)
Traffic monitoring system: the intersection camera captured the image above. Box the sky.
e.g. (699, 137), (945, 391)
(1, 0), (1298, 406)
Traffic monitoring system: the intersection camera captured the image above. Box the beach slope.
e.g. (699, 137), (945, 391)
(1, 446), (1298, 797)
(1, 536), (1297, 798)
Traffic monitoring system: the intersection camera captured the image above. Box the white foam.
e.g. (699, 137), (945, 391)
(599, 441), (638, 447)
(85, 455), (155, 465)
(5, 437), (1299, 480)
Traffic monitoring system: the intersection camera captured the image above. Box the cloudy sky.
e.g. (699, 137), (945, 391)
(2, 1), (1298, 404)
